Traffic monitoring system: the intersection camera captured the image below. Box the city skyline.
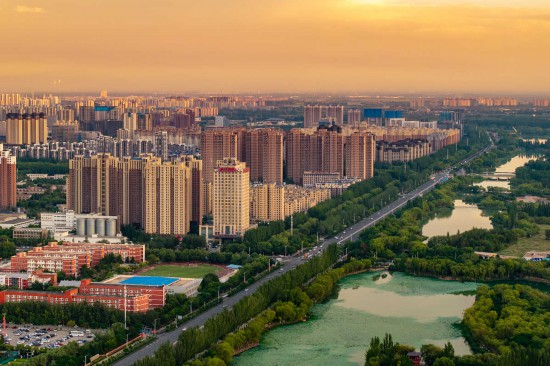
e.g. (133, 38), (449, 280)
(1, 0), (549, 94)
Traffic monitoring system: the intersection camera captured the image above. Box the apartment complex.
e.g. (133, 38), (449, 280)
(304, 105), (344, 128)
(0, 145), (17, 209)
(250, 183), (285, 222)
(201, 127), (284, 185)
(250, 183), (332, 222)
(376, 139), (432, 163)
(67, 154), (200, 235)
(213, 158), (250, 237)
(286, 126), (376, 184)
(284, 185), (331, 218)
(5, 113), (48, 145)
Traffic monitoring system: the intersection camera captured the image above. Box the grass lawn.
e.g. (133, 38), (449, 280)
(141, 264), (218, 278)
(499, 224), (550, 257)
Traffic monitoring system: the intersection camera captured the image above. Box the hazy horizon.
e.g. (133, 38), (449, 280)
(1, 0), (549, 94)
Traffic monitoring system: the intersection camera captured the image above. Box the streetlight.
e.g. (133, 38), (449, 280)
(153, 318), (160, 335)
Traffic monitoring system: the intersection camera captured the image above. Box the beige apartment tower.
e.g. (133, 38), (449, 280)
(213, 158), (250, 237)
(250, 183), (285, 222)
(142, 157), (192, 236)
(6, 113), (48, 145)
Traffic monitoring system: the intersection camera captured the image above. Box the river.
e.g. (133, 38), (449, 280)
(232, 272), (478, 366)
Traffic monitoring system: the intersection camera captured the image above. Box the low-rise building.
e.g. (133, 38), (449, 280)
(284, 185), (331, 217)
(8, 242), (145, 276)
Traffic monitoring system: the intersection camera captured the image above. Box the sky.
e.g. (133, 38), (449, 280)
(0, 0), (549, 94)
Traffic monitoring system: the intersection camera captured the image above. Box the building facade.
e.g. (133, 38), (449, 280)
(0, 146), (17, 209)
(5, 113), (48, 145)
(213, 158), (250, 237)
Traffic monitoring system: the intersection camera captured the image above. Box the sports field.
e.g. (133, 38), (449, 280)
(141, 264), (218, 278)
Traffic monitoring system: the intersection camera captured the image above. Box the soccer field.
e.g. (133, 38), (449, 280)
(141, 264), (218, 278)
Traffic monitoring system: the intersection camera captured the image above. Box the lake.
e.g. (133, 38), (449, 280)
(422, 200), (492, 239)
(232, 272), (478, 366)
(495, 155), (538, 174)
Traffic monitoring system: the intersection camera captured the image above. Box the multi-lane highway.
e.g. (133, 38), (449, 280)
(115, 139), (494, 366)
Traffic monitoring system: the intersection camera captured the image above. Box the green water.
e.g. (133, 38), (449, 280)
(232, 272), (479, 366)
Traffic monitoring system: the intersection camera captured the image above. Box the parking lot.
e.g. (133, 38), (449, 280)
(2, 325), (95, 349)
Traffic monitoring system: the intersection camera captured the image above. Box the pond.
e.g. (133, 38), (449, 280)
(422, 200), (492, 239)
(232, 272), (479, 366)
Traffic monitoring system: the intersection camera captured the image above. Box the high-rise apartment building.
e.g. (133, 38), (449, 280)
(67, 154), (119, 217)
(117, 156), (147, 227)
(250, 183), (285, 222)
(286, 126), (375, 184)
(142, 157), (191, 236)
(68, 154), (195, 235)
(327, 105), (344, 125)
(345, 132), (376, 180)
(303, 105), (326, 128)
(213, 158), (250, 237)
(6, 113), (48, 145)
(347, 109), (362, 125)
(180, 155), (203, 225)
(201, 128), (241, 183)
(244, 128), (284, 184)
(285, 126), (345, 184)
(137, 113), (153, 131)
(0, 146), (17, 209)
(304, 105), (344, 128)
(173, 109), (196, 129)
(154, 131), (168, 161)
(51, 121), (79, 143)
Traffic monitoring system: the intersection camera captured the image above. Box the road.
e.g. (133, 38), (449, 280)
(115, 139), (493, 366)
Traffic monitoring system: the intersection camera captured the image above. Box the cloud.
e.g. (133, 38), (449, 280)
(16, 6), (45, 13)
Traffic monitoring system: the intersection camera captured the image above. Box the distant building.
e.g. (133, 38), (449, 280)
(214, 116), (229, 127)
(376, 139), (432, 163)
(6, 113), (48, 145)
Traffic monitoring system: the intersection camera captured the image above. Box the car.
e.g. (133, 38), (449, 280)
(279, 268), (284, 272)
(17, 340), (25, 345)
(244, 288), (249, 292)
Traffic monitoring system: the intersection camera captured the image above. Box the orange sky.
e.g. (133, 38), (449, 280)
(1, 0), (549, 94)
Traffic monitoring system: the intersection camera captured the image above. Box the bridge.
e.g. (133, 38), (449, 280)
(475, 172), (515, 180)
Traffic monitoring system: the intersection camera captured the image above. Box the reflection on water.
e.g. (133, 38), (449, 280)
(336, 287), (475, 323)
(474, 180), (510, 190)
(520, 138), (547, 144)
(495, 155), (538, 173)
(422, 200), (492, 238)
(232, 273), (478, 366)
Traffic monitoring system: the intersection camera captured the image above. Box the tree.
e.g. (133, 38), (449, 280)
(0, 238), (16, 259)
(433, 357), (455, 366)
(545, 229), (550, 240)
